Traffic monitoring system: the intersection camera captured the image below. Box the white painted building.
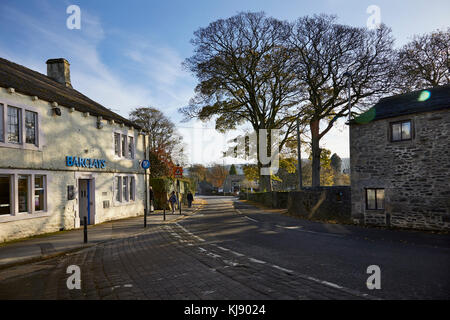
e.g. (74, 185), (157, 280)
(0, 57), (150, 242)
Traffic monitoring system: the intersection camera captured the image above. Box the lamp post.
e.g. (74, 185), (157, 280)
(222, 152), (226, 196)
(343, 72), (352, 177)
(296, 118), (302, 190)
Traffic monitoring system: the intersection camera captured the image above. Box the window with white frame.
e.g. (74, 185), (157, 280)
(390, 120), (412, 142)
(25, 110), (38, 146)
(130, 177), (135, 201)
(18, 175), (29, 212)
(366, 188), (385, 210)
(121, 135), (127, 157)
(122, 176), (128, 202)
(0, 172), (47, 217)
(7, 106), (21, 144)
(114, 175), (135, 204)
(128, 136), (134, 159)
(0, 103), (40, 148)
(115, 176), (121, 202)
(113, 132), (135, 159)
(114, 133), (121, 156)
(34, 175), (45, 211)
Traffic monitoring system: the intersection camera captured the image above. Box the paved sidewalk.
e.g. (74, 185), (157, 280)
(0, 201), (204, 269)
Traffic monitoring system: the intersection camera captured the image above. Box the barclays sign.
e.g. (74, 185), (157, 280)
(66, 156), (106, 169)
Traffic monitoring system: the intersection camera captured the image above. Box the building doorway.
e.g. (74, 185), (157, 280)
(79, 179), (94, 225)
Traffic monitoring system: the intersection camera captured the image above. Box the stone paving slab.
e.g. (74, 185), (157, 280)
(0, 201), (204, 269)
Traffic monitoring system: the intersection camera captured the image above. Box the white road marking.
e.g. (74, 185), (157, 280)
(274, 225), (344, 238)
(321, 281), (344, 289)
(276, 225), (301, 230)
(176, 223), (205, 242)
(245, 216), (258, 223)
(230, 251), (245, 257)
(214, 245), (229, 252)
(249, 258), (266, 264)
(223, 260), (239, 267)
(173, 210), (375, 300)
(212, 245), (245, 257)
(271, 265), (294, 274)
(207, 252), (222, 259)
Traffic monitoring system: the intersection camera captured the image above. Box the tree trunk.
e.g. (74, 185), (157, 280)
(258, 167), (272, 192)
(310, 119), (321, 188)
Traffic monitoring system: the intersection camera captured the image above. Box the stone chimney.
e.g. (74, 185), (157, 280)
(46, 58), (72, 88)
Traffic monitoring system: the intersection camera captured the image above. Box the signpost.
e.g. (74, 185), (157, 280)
(142, 159), (150, 227)
(173, 166), (183, 178)
(141, 160), (150, 170)
(173, 166), (183, 214)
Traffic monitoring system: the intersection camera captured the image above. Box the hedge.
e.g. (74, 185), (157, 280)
(150, 177), (194, 209)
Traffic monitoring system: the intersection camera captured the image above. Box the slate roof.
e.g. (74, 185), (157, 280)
(353, 84), (450, 124)
(0, 57), (141, 129)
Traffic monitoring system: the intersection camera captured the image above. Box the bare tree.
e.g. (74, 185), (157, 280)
(129, 107), (182, 155)
(290, 14), (398, 187)
(180, 12), (301, 191)
(129, 107), (186, 177)
(397, 28), (450, 91)
(206, 164), (228, 189)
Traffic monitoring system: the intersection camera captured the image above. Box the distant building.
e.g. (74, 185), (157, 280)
(350, 85), (450, 230)
(223, 174), (245, 193)
(0, 57), (149, 242)
(197, 180), (214, 195)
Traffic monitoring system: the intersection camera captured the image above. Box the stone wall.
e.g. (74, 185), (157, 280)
(241, 188), (351, 223)
(287, 187), (352, 223)
(350, 109), (450, 231)
(241, 192), (288, 209)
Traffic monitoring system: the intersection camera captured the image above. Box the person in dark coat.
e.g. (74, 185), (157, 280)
(187, 191), (194, 208)
(169, 191), (177, 213)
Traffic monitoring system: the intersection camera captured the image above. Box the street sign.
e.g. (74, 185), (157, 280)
(173, 166), (183, 178)
(141, 160), (150, 169)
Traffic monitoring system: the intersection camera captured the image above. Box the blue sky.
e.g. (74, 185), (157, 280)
(1, 0), (449, 165)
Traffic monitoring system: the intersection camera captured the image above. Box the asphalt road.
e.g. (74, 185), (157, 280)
(0, 196), (448, 300)
(177, 196), (450, 300)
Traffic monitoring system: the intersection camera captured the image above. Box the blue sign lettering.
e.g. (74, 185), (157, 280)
(65, 156), (107, 169)
(66, 156), (74, 166)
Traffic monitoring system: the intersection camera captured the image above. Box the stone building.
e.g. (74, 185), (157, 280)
(0, 57), (150, 242)
(350, 85), (450, 230)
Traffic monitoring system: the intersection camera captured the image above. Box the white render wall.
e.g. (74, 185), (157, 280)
(0, 87), (149, 242)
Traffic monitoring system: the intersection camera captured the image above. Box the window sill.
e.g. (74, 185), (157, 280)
(0, 211), (50, 223)
(390, 139), (413, 143)
(113, 156), (135, 161)
(113, 200), (136, 207)
(0, 142), (42, 152)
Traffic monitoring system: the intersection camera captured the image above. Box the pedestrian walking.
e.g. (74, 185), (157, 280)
(187, 191), (194, 208)
(169, 191), (177, 213)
